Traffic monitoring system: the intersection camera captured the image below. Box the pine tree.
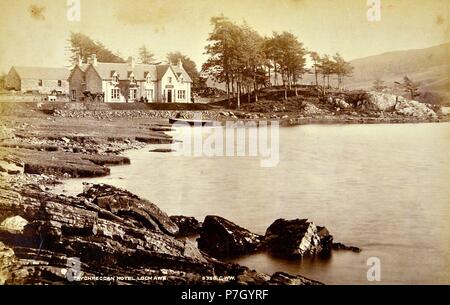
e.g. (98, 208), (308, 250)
(402, 76), (420, 99)
(138, 46), (156, 64)
(372, 78), (387, 91)
(68, 32), (124, 65)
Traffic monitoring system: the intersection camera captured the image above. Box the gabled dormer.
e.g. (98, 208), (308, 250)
(144, 71), (152, 84)
(111, 71), (119, 83)
(127, 71), (136, 84)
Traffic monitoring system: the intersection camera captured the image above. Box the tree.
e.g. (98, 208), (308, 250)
(332, 53), (353, 91)
(309, 51), (321, 87)
(263, 36), (280, 86)
(270, 31), (306, 99)
(138, 45), (156, 64)
(167, 51), (204, 89)
(229, 23), (252, 108)
(202, 16), (241, 104)
(202, 16), (305, 106)
(240, 23), (266, 103)
(319, 55), (334, 89)
(402, 76), (420, 99)
(372, 78), (387, 91)
(67, 32), (124, 65)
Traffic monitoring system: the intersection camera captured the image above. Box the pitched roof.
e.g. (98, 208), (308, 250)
(78, 64), (89, 72)
(156, 65), (170, 80)
(91, 63), (158, 81)
(87, 62), (193, 83)
(172, 65), (193, 83)
(12, 66), (70, 80)
(68, 64), (89, 80)
(155, 64), (192, 83)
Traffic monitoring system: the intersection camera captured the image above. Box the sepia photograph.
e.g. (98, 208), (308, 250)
(0, 0), (449, 295)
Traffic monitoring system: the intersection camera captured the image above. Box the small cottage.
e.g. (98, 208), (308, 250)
(5, 66), (70, 94)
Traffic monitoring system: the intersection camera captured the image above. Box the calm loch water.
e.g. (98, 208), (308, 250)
(53, 123), (450, 284)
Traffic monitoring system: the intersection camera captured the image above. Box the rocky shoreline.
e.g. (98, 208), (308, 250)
(0, 173), (361, 285)
(0, 109), (359, 285)
(4, 88), (445, 126)
(50, 108), (447, 126)
(0, 95), (446, 285)
(0, 178), (325, 285)
(47, 103), (447, 125)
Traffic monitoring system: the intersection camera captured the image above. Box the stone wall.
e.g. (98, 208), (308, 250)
(68, 67), (85, 102)
(21, 79), (69, 95)
(0, 92), (69, 102)
(85, 67), (103, 94)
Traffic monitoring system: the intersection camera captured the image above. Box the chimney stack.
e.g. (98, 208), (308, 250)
(177, 58), (182, 69)
(89, 54), (98, 66)
(128, 56), (135, 69)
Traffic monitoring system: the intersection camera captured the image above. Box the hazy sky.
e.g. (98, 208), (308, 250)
(0, 0), (448, 73)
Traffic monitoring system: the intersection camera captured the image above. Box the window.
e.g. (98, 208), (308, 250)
(111, 88), (120, 100)
(177, 90), (186, 100)
(145, 89), (153, 100)
(128, 88), (137, 100)
(58, 80), (62, 87)
(71, 90), (76, 101)
(168, 77), (172, 84)
(38, 80), (42, 86)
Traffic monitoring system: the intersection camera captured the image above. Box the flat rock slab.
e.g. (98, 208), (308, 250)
(81, 183), (179, 236)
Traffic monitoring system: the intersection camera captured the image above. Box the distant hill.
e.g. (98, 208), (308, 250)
(346, 43), (450, 104)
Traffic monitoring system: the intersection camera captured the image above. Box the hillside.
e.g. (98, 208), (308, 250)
(345, 43), (450, 104)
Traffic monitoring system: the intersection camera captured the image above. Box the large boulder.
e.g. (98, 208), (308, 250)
(0, 216), (28, 233)
(170, 215), (201, 236)
(335, 98), (350, 109)
(394, 99), (437, 119)
(364, 91), (437, 119)
(197, 215), (263, 258)
(364, 91), (404, 111)
(264, 219), (333, 259)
